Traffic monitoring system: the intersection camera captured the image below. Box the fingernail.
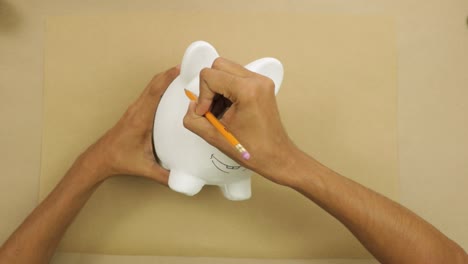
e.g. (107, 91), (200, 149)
(189, 101), (200, 116)
(194, 106), (202, 116)
(194, 105), (205, 117)
(176, 64), (181, 70)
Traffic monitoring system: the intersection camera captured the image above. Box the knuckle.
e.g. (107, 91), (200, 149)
(164, 67), (179, 82)
(148, 85), (162, 97)
(148, 68), (178, 97)
(255, 75), (275, 92)
(212, 57), (225, 69)
(182, 115), (191, 129)
(126, 102), (138, 116)
(148, 75), (163, 95)
(253, 76), (275, 95)
(223, 75), (237, 97)
(261, 76), (276, 92)
(236, 80), (254, 99)
(245, 86), (261, 100)
(239, 76), (274, 102)
(200, 67), (211, 79)
(150, 72), (162, 84)
(125, 103), (143, 126)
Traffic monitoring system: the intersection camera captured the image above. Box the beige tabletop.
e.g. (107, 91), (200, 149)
(1, 0), (467, 263)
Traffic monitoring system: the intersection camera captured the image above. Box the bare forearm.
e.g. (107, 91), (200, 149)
(0, 155), (102, 264)
(285, 150), (467, 264)
(0, 67), (176, 264)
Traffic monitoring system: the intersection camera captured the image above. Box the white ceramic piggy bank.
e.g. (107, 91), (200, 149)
(153, 41), (283, 200)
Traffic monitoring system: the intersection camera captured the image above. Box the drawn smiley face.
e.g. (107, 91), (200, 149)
(210, 154), (246, 174)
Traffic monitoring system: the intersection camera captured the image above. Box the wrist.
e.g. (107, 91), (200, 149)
(281, 147), (309, 188)
(257, 143), (306, 187)
(53, 150), (108, 200)
(74, 144), (113, 185)
(273, 146), (323, 190)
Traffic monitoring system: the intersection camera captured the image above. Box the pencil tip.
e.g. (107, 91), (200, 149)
(184, 89), (196, 101)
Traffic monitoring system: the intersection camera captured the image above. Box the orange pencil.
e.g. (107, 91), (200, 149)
(184, 89), (251, 160)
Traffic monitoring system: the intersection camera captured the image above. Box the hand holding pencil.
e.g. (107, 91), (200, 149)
(183, 58), (295, 185)
(184, 89), (251, 160)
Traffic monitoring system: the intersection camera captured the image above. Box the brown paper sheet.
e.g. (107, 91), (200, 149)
(51, 253), (379, 264)
(41, 13), (398, 258)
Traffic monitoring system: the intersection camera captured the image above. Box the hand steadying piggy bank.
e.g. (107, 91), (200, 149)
(153, 41), (283, 200)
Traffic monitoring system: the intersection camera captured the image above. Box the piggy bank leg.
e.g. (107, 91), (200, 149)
(220, 177), (251, 201)
(168, 170), (205, 196)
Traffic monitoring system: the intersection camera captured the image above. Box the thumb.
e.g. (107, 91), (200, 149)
(183, 101), (232, 153)
(143, 162), (170, 186)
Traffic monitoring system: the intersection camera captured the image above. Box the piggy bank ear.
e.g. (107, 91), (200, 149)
(179, 41), (219, 82)
(245, 58), (284, 95)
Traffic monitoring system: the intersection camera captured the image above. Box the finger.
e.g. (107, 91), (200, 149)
(212, 57), (254, 78)
(183, 101), (236, 157)
(143, 66), (180, 104)
(196, 58), (250, 116)
(196, 68), (241, 115)
(136, 66), (180, 121)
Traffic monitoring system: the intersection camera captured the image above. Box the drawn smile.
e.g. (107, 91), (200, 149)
(210, 154), (244, 173)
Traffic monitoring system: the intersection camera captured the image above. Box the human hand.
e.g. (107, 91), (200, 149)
(80, 66), (180, 185)
(183, 58), (298, 186)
